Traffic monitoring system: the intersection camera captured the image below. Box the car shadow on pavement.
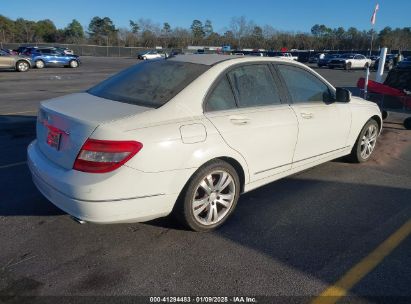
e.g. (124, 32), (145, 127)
(0, 114), (64, 217)
(144, 173), (411, 299)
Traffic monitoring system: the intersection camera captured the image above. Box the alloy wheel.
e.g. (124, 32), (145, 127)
(18, 62), (29, 72)
(192, 170), (236, 226)
(360, 124), (378, 159)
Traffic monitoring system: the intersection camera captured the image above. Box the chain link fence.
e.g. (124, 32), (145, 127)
(1, 43), (179, 57)
(2, 42), (410, 59)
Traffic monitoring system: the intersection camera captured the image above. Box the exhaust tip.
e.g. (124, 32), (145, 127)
(71, 216), (87, 225)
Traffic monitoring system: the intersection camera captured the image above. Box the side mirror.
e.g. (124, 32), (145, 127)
(335, 87), (351, 102)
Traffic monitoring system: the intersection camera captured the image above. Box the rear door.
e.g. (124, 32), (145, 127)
(205, 63), (298, 181)
(39, 49), (56, 65)
(275, 64), (351, 167)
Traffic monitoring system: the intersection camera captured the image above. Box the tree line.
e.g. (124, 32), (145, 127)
(1, 14), (410, 51)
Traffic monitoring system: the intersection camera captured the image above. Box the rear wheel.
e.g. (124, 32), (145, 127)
(35, 60), (45, 69)
(349, 119), (379, 163)
(364, 62), (370, 69)
(16, 60), (29, 72)
(174, 160), (240, 232)
(404, 117), (411, 130)
(69, 60), (79, 68)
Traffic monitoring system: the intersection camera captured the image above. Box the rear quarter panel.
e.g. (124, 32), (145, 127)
(91, 117), (251, 182)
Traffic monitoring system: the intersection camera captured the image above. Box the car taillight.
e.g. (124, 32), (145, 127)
(73, 139), (143, 173)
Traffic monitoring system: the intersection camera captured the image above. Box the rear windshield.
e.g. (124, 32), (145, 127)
(88, 60), (209, 108)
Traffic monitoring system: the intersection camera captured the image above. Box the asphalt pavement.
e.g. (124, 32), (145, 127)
(0, 57), (410, 304)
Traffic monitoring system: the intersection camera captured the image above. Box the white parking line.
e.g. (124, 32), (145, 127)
(0, 161), (27, 169)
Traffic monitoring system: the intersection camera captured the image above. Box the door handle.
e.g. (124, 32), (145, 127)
(229, 115), (250, 125)
(300, 112), (313, 119)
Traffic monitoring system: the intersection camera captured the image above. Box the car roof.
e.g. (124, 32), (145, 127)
(168, 54), (240, 66)
(167, 54), (309, 67)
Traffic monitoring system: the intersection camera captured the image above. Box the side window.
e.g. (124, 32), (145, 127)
(277, 65), (330, 104)
(227, 64), (281, 108)
(205, 76), (237, 112)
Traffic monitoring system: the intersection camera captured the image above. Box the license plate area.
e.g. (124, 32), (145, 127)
(46, 129), (62, 150)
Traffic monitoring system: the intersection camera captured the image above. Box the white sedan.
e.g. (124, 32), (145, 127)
(28, 55), (382, 231)
(328, 53), (372, 70)
(137, 50), (162, 60)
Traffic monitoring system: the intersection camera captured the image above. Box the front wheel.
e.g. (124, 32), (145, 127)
(345, 62), (352, 70)
(174, 160), (240, 232)
(349, 119), (379, 163)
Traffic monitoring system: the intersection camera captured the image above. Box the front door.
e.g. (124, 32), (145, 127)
(275, 64), (351, 167)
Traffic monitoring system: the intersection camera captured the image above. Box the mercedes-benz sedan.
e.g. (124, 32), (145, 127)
(28, 55), (382, 231)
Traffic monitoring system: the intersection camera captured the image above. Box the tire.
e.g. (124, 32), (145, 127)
(35, 60), (45, 69)
(174, 159), (241, 232)
(16, 60), (29, 72)
(381, 110), (389, 120)
(364, 63), (370, 69)
(345, 62), (351, 70)
(69, 60), (79, 68)
(404, 117), (411, 130)
(349, 119), (379, 163)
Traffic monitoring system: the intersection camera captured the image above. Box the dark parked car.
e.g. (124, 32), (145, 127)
(31, 48), (80, 69)
(367, 55), (380, 68)
(317, 54), (341, 67)
(308, 54), (319, 63)
(374, 54), (396, 71)
(397, 57), (411, 69)
(17, 46), (39, 56)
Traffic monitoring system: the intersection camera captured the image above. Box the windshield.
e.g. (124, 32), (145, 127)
(88, 60), (209, 108)
(340, 54), (355, 59)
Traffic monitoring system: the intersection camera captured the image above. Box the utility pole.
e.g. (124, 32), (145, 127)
(364, 3), (380, 99)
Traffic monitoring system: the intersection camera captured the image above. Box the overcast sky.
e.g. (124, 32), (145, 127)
(2, 0), (409, 33)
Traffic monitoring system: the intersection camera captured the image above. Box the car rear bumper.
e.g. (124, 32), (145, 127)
(27, 140), (190, 223)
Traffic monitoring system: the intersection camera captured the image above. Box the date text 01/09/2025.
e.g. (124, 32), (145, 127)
(149, 296), (257, 303)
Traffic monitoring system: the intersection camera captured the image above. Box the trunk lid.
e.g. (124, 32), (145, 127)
(36, 92), (151, 169)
